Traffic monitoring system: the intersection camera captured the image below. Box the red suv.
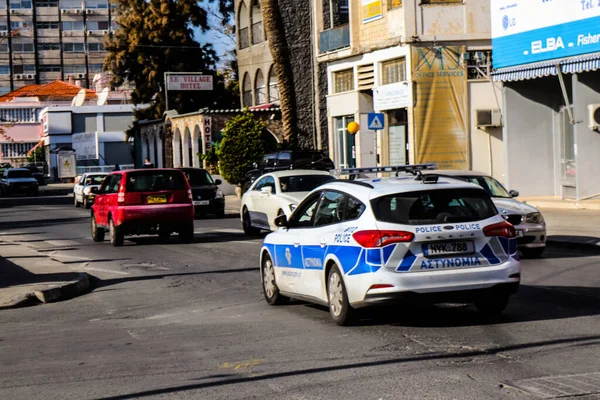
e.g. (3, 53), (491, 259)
(91, 169), (195, 246)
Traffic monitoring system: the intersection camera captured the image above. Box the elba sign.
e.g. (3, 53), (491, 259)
(167, 74), (213, 91)
(491, 0), (600, 69)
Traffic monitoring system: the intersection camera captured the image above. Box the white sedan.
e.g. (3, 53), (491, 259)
(241, 169), (335, 235)
(74, 172), (108, 208)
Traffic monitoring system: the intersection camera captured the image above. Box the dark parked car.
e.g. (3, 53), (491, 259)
(0, 168), (39, 196)
(179, 168), (225, 218)
(243, 150), (335, 192)
(23, 165), (46, 186)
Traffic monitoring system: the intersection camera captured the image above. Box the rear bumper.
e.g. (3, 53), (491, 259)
(114, 204), (194, 227)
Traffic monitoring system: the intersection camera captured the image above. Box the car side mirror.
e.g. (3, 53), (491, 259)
(214, 179), (222, 185)
(275, 214), (288, 227)
(509, 190), (519, 197)
(90, 187), (99, 193)
(261, 186), (272, 195)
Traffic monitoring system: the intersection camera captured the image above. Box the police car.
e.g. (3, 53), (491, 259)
(259, 164), (521, 326)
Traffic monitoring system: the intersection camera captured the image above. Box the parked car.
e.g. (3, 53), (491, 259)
(23, 165), (46, 186)
(0, 162), (12, 176)
(241, 169), (336, 234)
(178, 168), (225, 218)
(259, 166), (520, 326)
(0, 168), (38, 196)
(243, 150), (335, 192)
(74, 172), (109, 209)
(90, 169), (195, 246)
(422, 170), (546, 258)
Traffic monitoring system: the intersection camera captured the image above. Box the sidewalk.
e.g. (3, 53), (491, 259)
(521, 196), (600, 210)
(0, 241), (90, 309)
(39, 182), (74, 196)
(225, 194), (241, 214)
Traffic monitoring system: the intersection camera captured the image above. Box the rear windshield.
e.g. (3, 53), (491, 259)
(125, 171), (186, 192)
(7, 170), (33, 178)
(182, 169), (213, 186)
(85, 175), (106, 185)
(371, 188), (498, 225)
(279, 175), (335, 193)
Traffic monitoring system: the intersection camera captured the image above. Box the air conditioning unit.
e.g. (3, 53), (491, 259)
(14, 74), (22, 80)
(0, 31), (7, 36)
(61, 9), (67, 14)
(102, 30), (109, 35)
(26, 73), (35, 80)
(76, 73), (86, 79)
(76, 9), (82, 14)
(476, 109), (502, 127)
(10, 9), (17, 14)
(86, 9), (93, 14)
(588, 104), (600, 130)
(87, 30), (94, 35)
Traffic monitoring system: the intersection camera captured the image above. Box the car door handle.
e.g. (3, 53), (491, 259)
(293, 242), (300, 247)
(320, 239), (327, 247)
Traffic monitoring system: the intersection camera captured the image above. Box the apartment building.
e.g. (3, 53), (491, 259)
(0, 0), (116, 95)
(315, 0), (503, 178)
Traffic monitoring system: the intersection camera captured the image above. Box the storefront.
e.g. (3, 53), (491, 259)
(491, 0), (600, 200)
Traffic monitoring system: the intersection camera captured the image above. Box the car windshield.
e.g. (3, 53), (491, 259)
(27, 166), (40, 173)
(7, 170), (33, 179)
(125, 171), (187, 192)
(279, 175), (335, 193)
(371, 188), (498, 225)
(460, 176), (511, 198)
(85, 175), (106, 185)
(183, 169), (213, 186)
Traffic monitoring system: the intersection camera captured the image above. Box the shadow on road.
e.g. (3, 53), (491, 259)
(95, 334), (600, 400)
(0, 216), (89, 231)
(0, 195), (73, 208)
(0, 256), (80, 289)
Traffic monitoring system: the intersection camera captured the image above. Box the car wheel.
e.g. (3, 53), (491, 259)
(109, 217), (124, 247)
(83, 197), (89, 209)
(474, 293), (510, 317)
(178, 223), (194, 243)
(74, 195), (80, 207)
(261, 253), (289, 306)
(327, 264), (357, 326)
(242, 207), (260, 235)
(521, 247), (544, 259)
(91, 214), (105, 242)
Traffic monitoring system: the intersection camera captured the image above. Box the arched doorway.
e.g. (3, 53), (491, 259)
(172, 128), (182, 168)
(242, 72), (252, 108)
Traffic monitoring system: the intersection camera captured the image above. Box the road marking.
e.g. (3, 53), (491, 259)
(194, 228), (244, 234)
(83, 267), (130, 276)
(218, 359), (263, 376)
(45, 240), (81, 246)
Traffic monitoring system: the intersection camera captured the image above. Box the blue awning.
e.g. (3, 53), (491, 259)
(492, 52), (600, 82)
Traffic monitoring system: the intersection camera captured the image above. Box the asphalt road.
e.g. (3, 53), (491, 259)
(1, 194), (600, 400)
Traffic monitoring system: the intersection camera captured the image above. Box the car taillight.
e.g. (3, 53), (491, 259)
(352, 230), (414, 248)
(483, 221), (516, 238)
(117, 192), (125, 204)
(187, 189), (192, 201)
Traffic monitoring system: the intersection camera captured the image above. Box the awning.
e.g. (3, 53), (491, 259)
(492, 52), (600, 82)
(27, 138), (45, 156)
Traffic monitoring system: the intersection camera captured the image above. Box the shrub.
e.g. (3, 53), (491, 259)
(218, 111), (268, 185)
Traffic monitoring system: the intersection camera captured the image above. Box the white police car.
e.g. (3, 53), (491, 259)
(259, 165), (521, 326)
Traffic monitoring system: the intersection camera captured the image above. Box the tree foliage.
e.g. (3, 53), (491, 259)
(105, 0), (237, 120)
(218, 111), (268, 185)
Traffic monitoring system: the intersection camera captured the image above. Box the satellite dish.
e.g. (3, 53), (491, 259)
(73, 88), (86, 107)
(97, 87), (109, 106)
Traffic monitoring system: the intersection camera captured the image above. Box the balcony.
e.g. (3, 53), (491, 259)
(319, 24), (349, 54)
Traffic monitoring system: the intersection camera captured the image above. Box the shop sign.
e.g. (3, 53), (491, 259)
(373, 82), (412, 111)
(492, 0), (600, 68)
(362, 0), (382, 23)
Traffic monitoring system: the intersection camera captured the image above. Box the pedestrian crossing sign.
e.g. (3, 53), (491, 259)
(367, 113), (384, 130)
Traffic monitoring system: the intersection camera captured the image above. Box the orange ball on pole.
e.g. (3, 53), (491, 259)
(347, 121), (360, 134)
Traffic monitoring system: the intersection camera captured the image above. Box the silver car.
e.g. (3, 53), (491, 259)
(424, 170), (546, 258)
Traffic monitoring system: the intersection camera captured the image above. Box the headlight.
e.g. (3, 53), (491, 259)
(289, 204), (297, 211)
(215, 190), (224, 199)
(526, 212), (544, 224)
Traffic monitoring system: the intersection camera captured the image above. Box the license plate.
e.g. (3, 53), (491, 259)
(423, 241), (474, 257)
(147, 195), (167, 204)
(517, 230), (524, 237)
(193, 200), (210, 205)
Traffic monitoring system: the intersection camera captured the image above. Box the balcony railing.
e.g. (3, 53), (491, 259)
(239, 27), (249, 49)
(319, 24), (350, 54)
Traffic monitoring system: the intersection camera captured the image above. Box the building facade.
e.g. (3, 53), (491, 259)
(315, 0), (502, 176)
(491, 0), (600, 201)
(0, 0), (115, 94)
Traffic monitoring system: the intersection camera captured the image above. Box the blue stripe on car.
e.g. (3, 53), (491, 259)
(480, 244), (501, 265)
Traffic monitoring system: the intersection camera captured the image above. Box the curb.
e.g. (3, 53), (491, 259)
(0, 273), (91, 310)
(524, 201), (600, 210)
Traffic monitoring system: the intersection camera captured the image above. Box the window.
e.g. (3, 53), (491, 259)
(333, 69), (354, 93)
(13, 64), (35, 73)
(60, 0), (81, 9)
(100, 174), (121, 194)
(254, 69), (266, 105)
(87, 42), (104, 52)
(314, 191), (346, 227)
(9, 0), (32, 8)
(11, 21), (31, 30)
(253, 176), (275, 192)
(334, 115), (355, 168)
(38, 42), (60, 50)
(63, 42), (85, 52)
(38, 65), (61, 72)
(0, 143), (38, 158)
(238, 2), (249, 49)
(338, 0), (349, 24)
(0, 65), (10, 74)
(36, 21), (60, 29)
(251, 1), (262, 44)
(85, 0), (107, 8)
(289, 193), (321, 228)
(7, 169), (33, 178)
(0, 0), (5, 8)
(12, 43), (34, 52)
(64, 64), (86, 73)
(85, 174), (106, 185)
(460, 176), (511, 199)
(182, 169), (213, 186)
(35, 0), (59, 6)
(421, 0), (462, 3)
(345, 196), (366, 220)
(276, 151), (291, 166)
(242, 72), (252, 107)
(62, 21), (84, 30)
(268, 67), (279, 102)
(125, 171), (187, 192)
(381, 58), (406, 85)
(0, 43), (7, 53)
(0, 24), (7, 31)
(86, 20), (109, 30)
(388, 0), (402, 8)
(371, 188), (497, 225)
(279, 175), (335, 193)
(89, 63), (103, 73)
(0, 108), (38, 122)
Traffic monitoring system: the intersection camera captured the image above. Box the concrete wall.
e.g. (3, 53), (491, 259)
(503, 78), (565, 196)
(573, 72), (600, 199)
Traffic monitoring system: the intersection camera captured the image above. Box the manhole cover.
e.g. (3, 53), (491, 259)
(504, 372), (600, 398)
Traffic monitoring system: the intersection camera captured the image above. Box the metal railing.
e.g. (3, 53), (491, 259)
(319, 24), (350, 54)
(76, 164), (134, 175)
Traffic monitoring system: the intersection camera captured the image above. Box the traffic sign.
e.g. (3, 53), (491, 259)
(367, 113), (384, 130)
